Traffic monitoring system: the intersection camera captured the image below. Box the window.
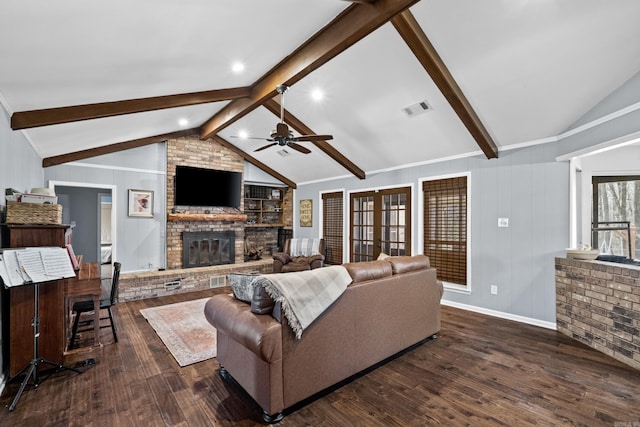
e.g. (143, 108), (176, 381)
(592, 176), (640, 259)
(350, 187), (411, 262)
(423, 176), (467, 286)
(322, 191), (344, 265)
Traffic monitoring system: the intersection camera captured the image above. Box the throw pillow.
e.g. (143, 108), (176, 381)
(377, 252), (390, 260)
(228, 273), (259, 303)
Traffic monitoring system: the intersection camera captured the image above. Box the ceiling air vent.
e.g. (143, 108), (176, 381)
(403, 100), (432, 117)
(277, 149), (290, 157)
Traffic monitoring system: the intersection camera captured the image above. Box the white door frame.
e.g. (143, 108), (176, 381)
(48, 180), (117, 268)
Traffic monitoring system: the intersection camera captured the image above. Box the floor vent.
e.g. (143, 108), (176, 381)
(164, 281), (181, 291)
(403, 100), (432, 117)
(210, 275), (226, 289)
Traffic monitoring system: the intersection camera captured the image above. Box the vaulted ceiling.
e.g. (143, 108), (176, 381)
(2, 0), (640, 187)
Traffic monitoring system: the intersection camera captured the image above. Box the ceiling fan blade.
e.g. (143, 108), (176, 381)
(230, 135), (274, 141)
(254, 142), (278, 152)
(288, 142), (312, 154)
(293, 134), (334, 142)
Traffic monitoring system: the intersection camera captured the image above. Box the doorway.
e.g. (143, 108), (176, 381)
(49, 181), (117, 276)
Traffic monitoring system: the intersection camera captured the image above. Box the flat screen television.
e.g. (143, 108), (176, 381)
(174, 166), (242, 208)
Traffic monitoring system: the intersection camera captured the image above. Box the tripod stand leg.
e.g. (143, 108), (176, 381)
(8, 361), (37, 411)
(38, 357), (82, 374)
(7, 358), (81, 411)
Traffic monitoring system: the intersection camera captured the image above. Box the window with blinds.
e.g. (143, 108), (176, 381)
(423, 176), (467, 286)
(322, 191), (344, 265)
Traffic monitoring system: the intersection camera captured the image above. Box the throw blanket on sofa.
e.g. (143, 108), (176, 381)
(255, 266), (352, 339)
(288, 238), (321, 257)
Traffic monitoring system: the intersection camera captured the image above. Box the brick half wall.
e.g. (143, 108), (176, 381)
(556, 257), (640, 370)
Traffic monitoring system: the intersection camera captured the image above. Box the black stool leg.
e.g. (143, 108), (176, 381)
(108, 307), (118, 342)
(70, 311), (81, 349)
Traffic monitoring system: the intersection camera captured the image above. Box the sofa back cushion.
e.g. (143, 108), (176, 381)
(387, 255), (430, 275)
(343, 260), (393, 283)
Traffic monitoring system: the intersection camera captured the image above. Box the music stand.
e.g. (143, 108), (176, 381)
(7, 281), (81, 411)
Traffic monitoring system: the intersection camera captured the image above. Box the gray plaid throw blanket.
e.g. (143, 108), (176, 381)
(255, 266), (352, 339)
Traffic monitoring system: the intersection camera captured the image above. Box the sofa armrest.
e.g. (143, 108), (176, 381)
(204, 294), (282, 363)
(272, 252), (290, 264)
(308, 254), (325, 269)
(273, 252), (290, 273)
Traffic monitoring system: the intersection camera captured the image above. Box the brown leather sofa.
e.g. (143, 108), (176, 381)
(204, 254), (443, 423)
(272, 238), (325, 273)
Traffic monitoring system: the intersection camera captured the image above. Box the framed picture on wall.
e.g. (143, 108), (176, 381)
(128, 189), (154, 217)
(300, 199), (312, 227)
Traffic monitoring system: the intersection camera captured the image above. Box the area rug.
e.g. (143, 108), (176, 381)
(140, 297), (216, 367)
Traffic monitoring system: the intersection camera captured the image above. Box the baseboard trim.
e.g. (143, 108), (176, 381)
(441, 299), (557, 330)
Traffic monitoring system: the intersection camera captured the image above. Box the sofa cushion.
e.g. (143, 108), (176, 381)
(228, 273), (259, 303)
(251, 284), (275, 314)
(387, 255), (430, 274)
(343, 260), (393, 283)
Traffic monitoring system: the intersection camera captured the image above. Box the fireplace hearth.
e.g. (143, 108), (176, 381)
(182, 231), (235, 268)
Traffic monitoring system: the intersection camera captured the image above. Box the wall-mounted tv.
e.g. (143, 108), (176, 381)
(174, 166), (242, 208)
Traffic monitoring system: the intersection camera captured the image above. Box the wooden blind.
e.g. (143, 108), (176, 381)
(423, 176), (467, 285)
(322, 191), (344, 265)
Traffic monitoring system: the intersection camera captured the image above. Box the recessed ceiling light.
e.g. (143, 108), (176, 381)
(238, 130), (249, 139)
(178, 118), (189, 127)
(232, 62), (245, 73)
(311, 89), (324, 101)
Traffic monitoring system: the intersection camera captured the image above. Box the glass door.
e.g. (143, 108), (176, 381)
(350, 187), (411, 262)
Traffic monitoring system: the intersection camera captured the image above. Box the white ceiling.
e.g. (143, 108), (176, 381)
(2, 0), (640, 185)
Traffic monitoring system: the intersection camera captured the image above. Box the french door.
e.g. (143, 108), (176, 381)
(350, 187), (411, 262)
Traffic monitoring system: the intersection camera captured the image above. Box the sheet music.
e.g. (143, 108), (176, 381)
(1, 247), (76, 286)
(0, 251), (32, 287)
(16, 249), (50, 283)
(41, 247), (76, 278)
(0, 255), (14, 287)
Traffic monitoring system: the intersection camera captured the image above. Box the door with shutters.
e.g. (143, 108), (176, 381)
(322, 191), (344, 265)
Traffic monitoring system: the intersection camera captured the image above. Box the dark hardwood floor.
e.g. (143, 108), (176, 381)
(2, 287), (639, 426)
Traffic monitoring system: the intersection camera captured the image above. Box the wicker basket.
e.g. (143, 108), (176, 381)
(6, 201), (63, 224)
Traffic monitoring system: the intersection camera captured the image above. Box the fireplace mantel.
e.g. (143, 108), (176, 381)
(168, 212), (248, 222)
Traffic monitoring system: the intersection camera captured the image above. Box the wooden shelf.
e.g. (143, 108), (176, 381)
(167, 213), (248, 222)
(245, 223), (285, 228)
(244, 185), (284, 227)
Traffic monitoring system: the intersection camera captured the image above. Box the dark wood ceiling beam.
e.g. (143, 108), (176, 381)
(42, 129), (198, 167)
(263, 99), (366, 180)
(199, 0), (420, 140)
(12, 87), (251, 130)
(391, 10), (499, 159)
(211, 135), (296, 189)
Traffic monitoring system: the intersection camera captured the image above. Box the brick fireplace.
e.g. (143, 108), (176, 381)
(165, 135), (246, 270)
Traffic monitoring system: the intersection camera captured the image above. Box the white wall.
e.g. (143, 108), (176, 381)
(295, 142), (568, 326)
(44, 144), (167, 273)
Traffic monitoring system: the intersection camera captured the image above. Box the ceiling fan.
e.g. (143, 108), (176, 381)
(232, 84), (333, 154)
